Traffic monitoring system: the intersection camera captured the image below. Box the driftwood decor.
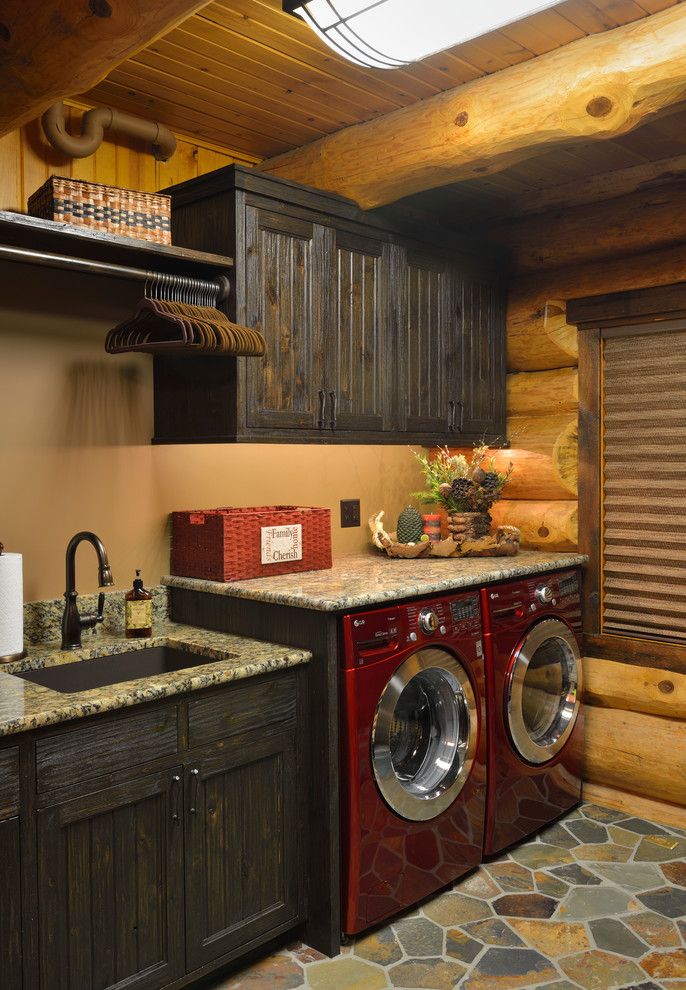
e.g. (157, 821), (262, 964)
(368, 511), (521, 560)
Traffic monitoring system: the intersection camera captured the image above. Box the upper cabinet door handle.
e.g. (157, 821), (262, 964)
(448, 400), (456, 432)
(318, 389), (326, 429)
(456, 400), (465, 433)
(329, 391), (337, 431)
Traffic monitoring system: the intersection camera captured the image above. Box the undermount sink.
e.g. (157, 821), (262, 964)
(13, 645), (232, 694)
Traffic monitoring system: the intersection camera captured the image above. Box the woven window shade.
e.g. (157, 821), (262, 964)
(602, 329), (686, 642)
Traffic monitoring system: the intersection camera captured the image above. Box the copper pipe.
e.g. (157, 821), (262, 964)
(41, 101), (176, 162)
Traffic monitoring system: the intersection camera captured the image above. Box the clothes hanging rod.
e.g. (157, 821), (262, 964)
(0, 244), (230, 301)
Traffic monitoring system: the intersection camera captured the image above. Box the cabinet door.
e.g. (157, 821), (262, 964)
(327, 230), (389, 433)
(0, 818), (22, 990)
(185, 725), (301, 971)
(400, 249), (462, 436)
(37, 770), (185, 990)
(459, 279), (507, 438)
(244, 206), (326, 432)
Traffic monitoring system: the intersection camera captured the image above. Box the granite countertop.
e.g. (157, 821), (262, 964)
(163, 550), (588, 612)
(0, 621), (310, 737)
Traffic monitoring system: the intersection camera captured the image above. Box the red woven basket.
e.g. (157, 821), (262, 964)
(171, 505), (332, 582)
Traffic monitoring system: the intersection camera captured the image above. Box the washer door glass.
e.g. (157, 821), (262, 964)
(371, 647), (478, 822)
(507, 618), (582, 765)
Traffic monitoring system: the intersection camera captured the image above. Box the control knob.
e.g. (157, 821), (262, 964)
(418, 608), (440, 634)
(535, 585), (554, 604)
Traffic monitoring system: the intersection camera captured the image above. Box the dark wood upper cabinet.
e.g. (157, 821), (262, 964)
(160, 165), (506, 445)
(37, 769), (185, 990)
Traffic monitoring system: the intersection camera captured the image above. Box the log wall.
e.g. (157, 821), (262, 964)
(487, 186), (686, 826)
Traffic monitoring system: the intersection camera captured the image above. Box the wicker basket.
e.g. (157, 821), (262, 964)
(28, 175), (171, 245)
(171, 506), (332, 582)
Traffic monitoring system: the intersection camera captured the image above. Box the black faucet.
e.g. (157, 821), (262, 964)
(61, 532), (114, 650)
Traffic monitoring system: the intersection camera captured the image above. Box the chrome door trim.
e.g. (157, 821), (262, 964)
(371, 647), (478, 822)
(506, 618), (582, 766)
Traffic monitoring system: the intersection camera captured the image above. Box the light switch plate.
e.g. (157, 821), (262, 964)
(340, 499), (361, 528)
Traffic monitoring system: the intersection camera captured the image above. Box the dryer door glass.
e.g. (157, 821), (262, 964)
(371, 647), (478, 821)
(507, 618), (582, 765)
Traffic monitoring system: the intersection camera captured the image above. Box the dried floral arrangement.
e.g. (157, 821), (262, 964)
(412, 444), (513, 513)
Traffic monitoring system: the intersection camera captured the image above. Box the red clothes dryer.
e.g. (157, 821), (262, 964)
(340, 592), (487, 935)
(480, 569), (584, 857)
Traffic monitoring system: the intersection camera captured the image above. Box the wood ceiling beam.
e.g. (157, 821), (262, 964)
(260, 4), (686, 209)
(503, 150), (686, 219)
(0, 0), (212, 138)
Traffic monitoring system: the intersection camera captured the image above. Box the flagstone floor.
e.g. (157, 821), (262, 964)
(206, 803), (686, 990)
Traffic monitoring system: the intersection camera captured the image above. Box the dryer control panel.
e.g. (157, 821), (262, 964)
(342, 592), (482, 669)
(482, 569), (581, 634)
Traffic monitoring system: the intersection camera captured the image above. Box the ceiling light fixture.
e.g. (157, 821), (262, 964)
(284, 0), (563, 70)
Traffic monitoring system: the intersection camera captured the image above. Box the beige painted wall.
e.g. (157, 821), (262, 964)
(0, 264), (424, 601)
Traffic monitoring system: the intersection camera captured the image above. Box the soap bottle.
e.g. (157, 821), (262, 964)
(125, 570), (153, 639)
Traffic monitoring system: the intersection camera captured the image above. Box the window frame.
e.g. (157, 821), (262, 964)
(569, 283), (686, 675)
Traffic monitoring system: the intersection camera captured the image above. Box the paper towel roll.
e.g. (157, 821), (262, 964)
(0, 552), (24, 659)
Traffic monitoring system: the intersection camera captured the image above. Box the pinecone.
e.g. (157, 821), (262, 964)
(481, 472), (500, 493)
(450, 477), (475, 500)
(396, 506), (424, 544)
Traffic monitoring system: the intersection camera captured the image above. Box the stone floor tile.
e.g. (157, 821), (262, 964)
(662, 982), (686, 989)
(535, 871), (569, 898)
(555, 886), (638, 920)
(617, 983), (661, 990)
(534, 982), (582, 990)
(580, 804), (626, 824)
(485, 861), (536, 893)
(509, 919), (590, 957)
(456, 868), (502, 899)
(393, 917), (444, 958)
(661, 860), (686, 887)
(353, 928), (403, 966)
(223, 955), (305, 989)
(617, 818), (669, 837)
(635, 835), (686, 862)
(608, 825), (642, 847)
(566, 820), (609, 845)
(511, 844), (576, 870)
(640, 948), (686, 980)
(678, 918), (686, 943)
(538, 823), (581, 849)
(422, 892), (492, 927)
(306, 957), (388, 990)
(445, 928), (482, 964)
(460, 946), (558, 990)
(493, 893), (558, 918)
(572, 843), (632, 863)
(388, 957), (466, 989)
(461, 918), (525, 946)
(550, 864), (603, 886)
(288, 946), (326, 965)
(591, 862), (664, 892)
(626, 910), (682, 948)
(558, 949), (645, 990)
(588, 918), (647, 958)
(637, 885), (686, 918)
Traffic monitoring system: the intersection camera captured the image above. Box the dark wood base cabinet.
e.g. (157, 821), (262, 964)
(4, 666), (307, 990)
(154, 166), (507, 446)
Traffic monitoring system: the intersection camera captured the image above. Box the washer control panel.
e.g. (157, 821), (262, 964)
(342, 592), (482, 668)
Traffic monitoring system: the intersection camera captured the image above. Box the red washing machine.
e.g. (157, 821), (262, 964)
(340, 592), (487, 935)
(480, 569), (584, 857)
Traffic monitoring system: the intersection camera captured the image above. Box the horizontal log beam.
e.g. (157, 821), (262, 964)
(582, 781), (686, 831)
(260, 5), (686, 209)
(507, 241), (686, 372)
(490, 499), (577, 551)
(583, 657), (686, 720)
(505, 150), (686, 219)
(583, 706), (686, 808)
(0, 0), (211, 137)
(490, 180), (686, 275)
(508, 368), (578, 417)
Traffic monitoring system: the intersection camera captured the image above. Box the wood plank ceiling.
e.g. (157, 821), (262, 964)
(82, 0), (686, 218)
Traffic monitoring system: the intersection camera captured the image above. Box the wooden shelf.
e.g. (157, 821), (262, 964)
(0, 211), (234, 280)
